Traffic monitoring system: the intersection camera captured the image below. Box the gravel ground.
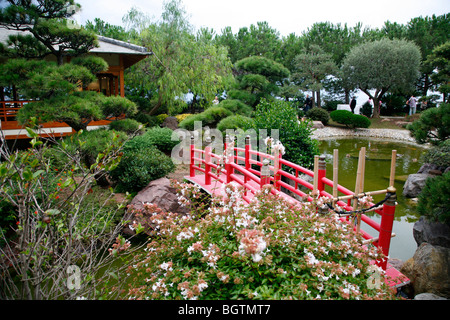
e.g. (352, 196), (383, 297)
(312, 126), (418, 143)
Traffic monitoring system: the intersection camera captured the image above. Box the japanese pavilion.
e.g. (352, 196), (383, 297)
(0, 29), (151, 140)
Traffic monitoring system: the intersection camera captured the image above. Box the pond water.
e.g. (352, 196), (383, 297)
(318, 138), (427, 262)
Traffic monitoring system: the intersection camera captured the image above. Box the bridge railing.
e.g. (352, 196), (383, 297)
(188, 134), (397, 270)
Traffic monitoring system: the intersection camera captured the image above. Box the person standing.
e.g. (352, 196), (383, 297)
(350, 97), (357, 114)
(407, 95), (417, 116)
(304, 95), (312, 112)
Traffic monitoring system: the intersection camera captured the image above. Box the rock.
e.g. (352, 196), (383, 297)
(129, 177), (189, 215)
(402, 173), (433, 198)
(414, 293), (447, 300)
(161, 116), (179, 130)
(413, 216), (450, 248)
(418, 163), (446, 174)
(312, 121), (324, 129)
(401, 243), (450, 298)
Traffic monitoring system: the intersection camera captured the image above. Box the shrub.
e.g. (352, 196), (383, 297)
(156, 114), (169, 124)
(175, 113), (193, 123)
(123, 127), (180, 153)
(254, 99), (319, 169)
(360, 101), (373, 118)
(124, 182), (397, 300)
(109, 145), (175, 193)
(421, 139), (450, 168)
(179, 107), (233, 130)
(217, 99), (253, 117)
(132, 112), (159, 127)
(57, 129), (128, 168)
(306, 107), (330, 125)
(330, 110), (371, 129)
(417, 172), (450, 225)
(351, 114), (371, 128)
(407, 103), (450, 145)
(217, 115), (255, 132)
(178, 114), (204, 131)
(109, 119), (144, 135)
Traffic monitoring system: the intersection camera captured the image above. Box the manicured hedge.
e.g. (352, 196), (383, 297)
(330, 110), (371, 128)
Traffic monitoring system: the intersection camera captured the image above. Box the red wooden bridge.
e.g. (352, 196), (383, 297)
(185, 134), (410, 290)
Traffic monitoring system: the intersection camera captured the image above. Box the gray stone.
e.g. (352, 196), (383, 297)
(414, 293), (447, 300)
(161, 116), (178, 130)
(129, 177), (189, 214)
(312, 121), (324, 129)
(401, 243), (450, 298)
(418, 163), (446, 175)
(402, 173), (433, 198)
(413, 216), (450, 248)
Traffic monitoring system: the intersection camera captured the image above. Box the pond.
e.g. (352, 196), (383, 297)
(318, 138), (427, 262)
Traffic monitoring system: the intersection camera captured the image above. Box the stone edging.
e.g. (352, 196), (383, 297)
(312, 127), (420, 144)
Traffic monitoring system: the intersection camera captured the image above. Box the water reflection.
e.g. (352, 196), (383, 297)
(318, 138), (426, 261)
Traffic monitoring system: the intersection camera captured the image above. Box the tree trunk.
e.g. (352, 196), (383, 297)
(344, 89), (350, 104)
(316, 90), (321, 108)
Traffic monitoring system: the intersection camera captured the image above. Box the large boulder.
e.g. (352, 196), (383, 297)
(402, 173), (432, 198)
(161, 116), (179, 130)
(413, 216), (450, 248)
(129, 177), (189, 214)
(401, 242), (450, 298)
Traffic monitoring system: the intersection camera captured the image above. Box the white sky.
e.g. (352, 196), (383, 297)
(74, 0), (450, 36)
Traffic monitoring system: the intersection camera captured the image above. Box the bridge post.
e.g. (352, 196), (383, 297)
(274, 150), (282, 191)
(378, 186), (397, 270)
(317, 155), (327, 195)
(224, 135), (234, 183)
(204, 136), (212, 185)
(260, 159), (271, 187)
(190, 135), (195, 177)
(245, 136), (250, 185)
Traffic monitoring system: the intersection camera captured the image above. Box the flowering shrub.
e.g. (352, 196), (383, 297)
(124, 182), (397, 300)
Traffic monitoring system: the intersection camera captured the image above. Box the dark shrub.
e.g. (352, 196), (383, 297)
(421, 139), (450, 169)
(330, 110), (371, 128)
(330, 110), (354, 126)
(306, 107), (330, 125)
(123, 127), (180, 153)
(217, 99), (253, 117)
(417, 172), (450, 225)
(351, 114), (371, 128)
(179, 107), (232, 130)
(110, 145), (175, 193)
(109, 118), (144, 135)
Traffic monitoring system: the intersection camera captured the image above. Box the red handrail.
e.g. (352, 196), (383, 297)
(188, 135), (397, 270)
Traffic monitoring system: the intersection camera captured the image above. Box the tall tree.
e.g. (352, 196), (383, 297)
(425, 41), (450, 103)
(342, 38), (421, 118)
(406, 14), (450, 96)
(230, 55), (290, 107)
(0, 0), (97, 65)
(301, 22), (365, 103)
(0, 1), (138, 131)
(291, 45), (337, 108)
(124, 0), (233, 115)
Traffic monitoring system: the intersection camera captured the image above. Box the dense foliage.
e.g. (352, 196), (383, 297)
(306, 107), (330, 125)
(417, 172), (450, 226)
(407, 103), (450, 145)
(421, 139), (450, 169)
(0, 128), (138, 299)
(124, 181), (397, 300)
(253, 99), (319, 169)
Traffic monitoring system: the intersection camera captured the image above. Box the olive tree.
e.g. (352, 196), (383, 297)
(341, 38), (421, 118)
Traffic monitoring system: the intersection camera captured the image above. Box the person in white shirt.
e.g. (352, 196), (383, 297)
(407, 96), (417, 115)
